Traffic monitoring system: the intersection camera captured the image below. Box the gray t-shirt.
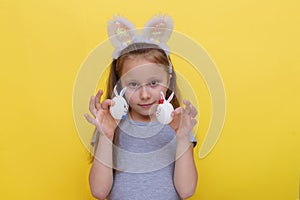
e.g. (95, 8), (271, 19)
(95, 119), (197, 200)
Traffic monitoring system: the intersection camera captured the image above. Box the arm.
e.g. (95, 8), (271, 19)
(84, 90), (118, 200)
(169, 100), (198, 199)
(174, 135), (198, 199)
(89, 132), (114, 200)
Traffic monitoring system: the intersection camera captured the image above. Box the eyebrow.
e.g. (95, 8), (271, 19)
(123, 76), (165, 83)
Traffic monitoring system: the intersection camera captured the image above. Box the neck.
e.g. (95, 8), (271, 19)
(127, 113), (157, 123)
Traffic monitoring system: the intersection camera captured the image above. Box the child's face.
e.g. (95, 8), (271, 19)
(120, 57), (170, 122)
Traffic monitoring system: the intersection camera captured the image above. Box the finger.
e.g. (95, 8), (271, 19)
(186, 101), (197, 117)
(101, 99), (113, 110)
(189, 104), (198, 117)
(183, 99), (191, 115)
(191, 117), (197, 127)
(84, 113), (95, 125)
(171, 107), (183, 117)
(183, 99), (198, 117)
(183, 99), (190, 106)
(95, 90), (103, 110)
(89, 96), (97, 117)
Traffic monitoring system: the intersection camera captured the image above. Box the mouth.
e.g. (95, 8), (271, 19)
(138, 102), (156, 109)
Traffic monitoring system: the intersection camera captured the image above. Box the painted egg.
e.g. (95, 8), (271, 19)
(110, 96), (128, 120)
(156, 101), (174, 124)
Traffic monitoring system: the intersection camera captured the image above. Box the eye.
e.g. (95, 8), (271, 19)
(128, 82), (138, 89)
(149, 80), (158, 87)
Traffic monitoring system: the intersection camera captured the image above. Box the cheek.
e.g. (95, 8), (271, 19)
(125, 91), (137, 104)
(154, 86), (168, 98)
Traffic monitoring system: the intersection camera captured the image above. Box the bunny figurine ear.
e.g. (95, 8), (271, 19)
(107, 16), (137, 59)
(166, 91), (174, 103)
(141, 15), (174, 45)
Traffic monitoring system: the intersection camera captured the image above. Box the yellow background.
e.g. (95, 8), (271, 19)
(1, 0), (299, 199)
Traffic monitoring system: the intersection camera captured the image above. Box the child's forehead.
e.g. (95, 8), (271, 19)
(122, 56), (162, 68)
(121, 62), (168, 81)
(121, 58), (168, 78)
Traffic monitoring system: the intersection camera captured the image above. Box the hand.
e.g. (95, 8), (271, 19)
(169, 100), (198, 138)
(84, 90), (118, 140)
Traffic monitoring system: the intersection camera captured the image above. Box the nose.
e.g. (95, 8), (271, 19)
(139, 86), (151, 100)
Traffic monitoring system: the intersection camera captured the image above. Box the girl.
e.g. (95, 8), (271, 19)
(84, 16), (198, 200)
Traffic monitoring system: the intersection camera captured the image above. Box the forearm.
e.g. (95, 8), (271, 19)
(174, 136), (198, 199)
(89, 133), (114, 199)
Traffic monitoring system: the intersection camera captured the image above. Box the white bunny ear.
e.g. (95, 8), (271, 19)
(107, 16), (136, 49)
(160, 91), (166, 100)
(113, 85), (118, 96)
(120, 87), (126, 97)
(167, 92), (174, 102)
(141, 15), (174, 44)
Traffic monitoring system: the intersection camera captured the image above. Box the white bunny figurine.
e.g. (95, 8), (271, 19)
(156, 91), (174, 124)
(110, 86), (129, 120)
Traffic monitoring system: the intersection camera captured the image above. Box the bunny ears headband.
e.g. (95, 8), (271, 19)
(107, 15), (174, 73)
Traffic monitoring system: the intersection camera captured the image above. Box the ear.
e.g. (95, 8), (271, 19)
(141, 15), (174, 44)
(107, 16), (137, 56)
